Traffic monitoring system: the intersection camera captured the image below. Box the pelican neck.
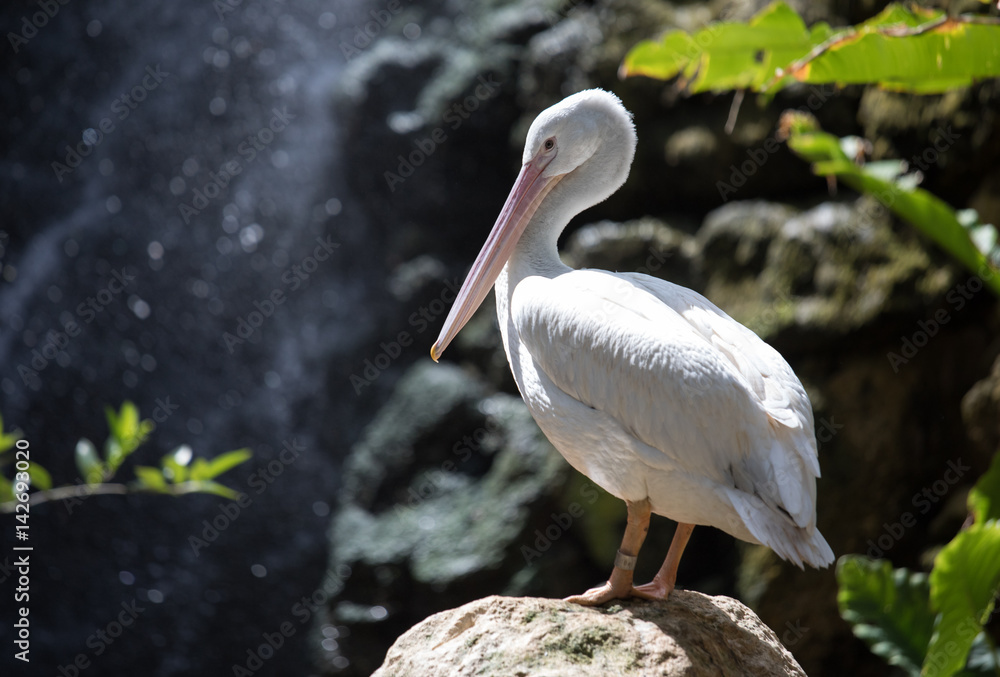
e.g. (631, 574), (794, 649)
(505, 187), (575, 283)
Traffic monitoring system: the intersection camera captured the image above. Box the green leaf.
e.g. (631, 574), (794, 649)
(104, 438), (125, 475)
(134, 466), (169, 492)
(27, 462), (52, 491)
(969, 453), (1000, 524)
(104, 402), (153, 473)
(924, 524), (1000, 677)
(75, 439), (105, 484)
(105, 402), (139, 443)
(189, 458), (211, 482)
(182, 480), (241, 500)
(622, 2), (832, 92)
(837, 555), (936, 676)
(781, 112), (1000, 297)
(189, 448), (252, 481)
(161, 445), (193, 484)
(621, 2), (1000, 95)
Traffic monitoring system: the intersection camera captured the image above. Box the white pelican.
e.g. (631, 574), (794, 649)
(431, 89), (833, 605)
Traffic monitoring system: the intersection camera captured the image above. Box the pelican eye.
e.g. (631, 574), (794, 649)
(543, 138), (555, 151)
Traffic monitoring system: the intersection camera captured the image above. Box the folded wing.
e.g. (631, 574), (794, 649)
(511, 269), (823, 537)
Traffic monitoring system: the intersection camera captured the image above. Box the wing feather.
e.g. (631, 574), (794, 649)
(624, 273), (821, 479)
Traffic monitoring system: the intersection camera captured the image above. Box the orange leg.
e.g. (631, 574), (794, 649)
(633, 522), (695, 600)
(565, 499), (651, 606)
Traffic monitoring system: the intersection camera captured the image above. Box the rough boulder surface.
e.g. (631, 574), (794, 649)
(372, 593), (807, 677)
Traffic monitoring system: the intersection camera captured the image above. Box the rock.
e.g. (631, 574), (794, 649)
(695, 198), (956, 347)
(373, 593), (807, 677)
(311, 360), (618, 675)
(562, 217), (701, 291)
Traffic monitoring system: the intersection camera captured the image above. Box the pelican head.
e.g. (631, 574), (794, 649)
(522, 89), (636, 193)
(431, 89), (637, 361)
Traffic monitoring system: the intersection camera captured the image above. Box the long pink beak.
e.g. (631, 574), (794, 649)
(431, 153), (561, 361)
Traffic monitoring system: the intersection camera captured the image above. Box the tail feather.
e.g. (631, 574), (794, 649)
(724, 488), (834, 569)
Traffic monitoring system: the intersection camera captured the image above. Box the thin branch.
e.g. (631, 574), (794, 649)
(1, 483), (130, 512)
(0, 481), (231, 513)
(725, 89), (745, 134)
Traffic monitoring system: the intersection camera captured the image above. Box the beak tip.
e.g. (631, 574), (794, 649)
(430, 343), (441, 363)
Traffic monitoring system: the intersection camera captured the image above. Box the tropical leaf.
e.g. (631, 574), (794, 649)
(925, 524), (1000, 677)
(837, 555), (936, 676)
(621, 2), (832, 92)
(780, 110), (1000, 297)
(958, 632), (1000, 675)
(621, 1), (1000, 95)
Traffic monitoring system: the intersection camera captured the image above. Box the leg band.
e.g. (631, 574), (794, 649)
(614, 550), (637, 572)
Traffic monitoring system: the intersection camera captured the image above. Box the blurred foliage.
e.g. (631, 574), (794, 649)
(837, 452), (1000, 677)
(779, 110), (1000, 295)
(621, 2), (1000, 96)
(0, 401), (252, 512)
(620, 1), (1000, 296)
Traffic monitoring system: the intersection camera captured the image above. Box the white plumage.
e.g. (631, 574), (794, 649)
(433, 89), (832, 604)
